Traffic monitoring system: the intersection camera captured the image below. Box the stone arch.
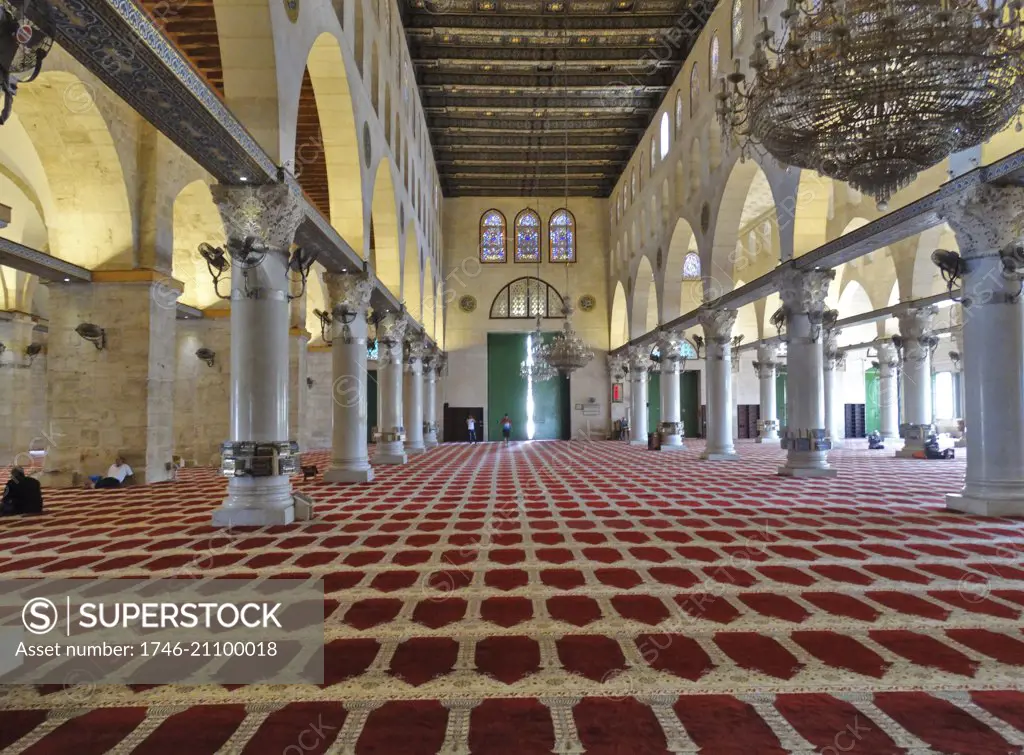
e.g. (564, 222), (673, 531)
(733, 279), (759, 342)
(835, 279), (876, 344)
(610, 280), (629, 349)
(792, 170), (835, 257)
(689, 137), (702, 198)
(631, 255), (657, 338)
(172, 180), (226, 310)
(911, 223), (958, 299)
(370, 158), (401, 295)
(370, 41), (380, 112)
(707, 158), (776, 297)
(302, 32), (365, 256)
(402, 221), (421, 321)
(11, 70), (133, 269)
(662, 216), (697, 320)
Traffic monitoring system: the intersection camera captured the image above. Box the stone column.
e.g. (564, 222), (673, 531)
(209, 183), (304, 526)
(753, 343), (780, 443)
(403, 334), (426, 456)
(876, 340), (900, 439)
(699, 308), (739, 460)
(323, 271), (375, 483)
(423, 352), (439, 448)
(777, 269), (837, 478)
(657, 335), (685, 449)
(730, 348), (740, 440)
(627, 345), (650, 445)
(895, 305), (939, 457)
(941, 184), (1024, 515)
(823, 318), (845, 448)
(951, 321), (966, 447)
(374, 312), (408, 464)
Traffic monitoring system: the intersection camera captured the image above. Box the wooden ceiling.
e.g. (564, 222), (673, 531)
(138, 0), (224, 94)
(401, 0), (716, 197)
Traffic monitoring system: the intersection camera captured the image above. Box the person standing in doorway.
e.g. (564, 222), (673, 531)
(499, 414), (512, 445)
(466, 414), (477, 444)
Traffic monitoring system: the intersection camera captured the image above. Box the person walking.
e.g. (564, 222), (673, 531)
(499, 414), (512, 445)
(466, 414), (478, 444)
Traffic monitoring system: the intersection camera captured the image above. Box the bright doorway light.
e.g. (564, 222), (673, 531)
(525, 334), (536, 440)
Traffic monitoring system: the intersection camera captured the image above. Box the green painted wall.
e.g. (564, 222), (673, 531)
(680, 371), (700, 437)
(487, 332), (569, 441)
(865, 367), (880, 433)
(647, 372), (660, 434)
(776, 373), (788, 428)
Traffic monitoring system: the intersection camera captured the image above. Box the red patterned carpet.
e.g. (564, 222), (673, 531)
(2, 440), (1024, 754)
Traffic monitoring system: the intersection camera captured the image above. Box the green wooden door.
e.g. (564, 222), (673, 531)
(366, 369), (378, 444)
(776, 373), (788, 428)
(531, 331), (569, 440)
(647, 371), (661, 434)
(487, 332), (569, 441)
(680, 370), (700, 437)
(865, 367), (880, 434)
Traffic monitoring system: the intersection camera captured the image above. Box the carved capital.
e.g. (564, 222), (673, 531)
(895, 305), (938, 342)
(756, 343), (780, 364)
(607, 355), (626, 381)
(940, 184), (1024, 259)
(877, 340), (899, 369)
(210, 184), (304, 251)
(657, 336), (683, 363)
(376, 312), (407, 346)
(405, 336), (428, 364)
(627, 344), (652, 373)
(698, 308), (736, 343)
(325, 270), (375, 315)
(777, 268), (835, 316)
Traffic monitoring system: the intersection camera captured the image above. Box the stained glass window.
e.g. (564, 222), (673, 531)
(675, 91), (684, 133)
(514, 208), (541, 262)
(690, 63), (700, 115)
(480, 209), (506, 262)
(549, 208), (576, 262)
(650, 137), (657, 169)
(732, 0), (743, 49)
(682, 252), (701, 279)
(710, 34), (720, 83)
(680, 340), (698, 359)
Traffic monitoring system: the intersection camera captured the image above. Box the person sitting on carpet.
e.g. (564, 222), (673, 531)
(1, 467), (43, 516)
(93, 456), (134, 489)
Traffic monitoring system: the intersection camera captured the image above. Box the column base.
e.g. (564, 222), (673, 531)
(628, 438), (648, 446)
(778, 465), (839, 479)
(323, 466), (375, 484)
(895, 443), (927, 459)
(756, 435), (781, 445)
(406, 444), (427, 456)
(424, 431), (438, 448)
(701, 451), (739, 461)
(424, 439), (439, 449)
(660, 436), (686, 450)
(213, 476), (295, 527)
(375, 441), (407, 465)
(946, 492), (1024, 517)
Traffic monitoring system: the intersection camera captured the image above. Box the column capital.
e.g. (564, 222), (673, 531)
(210, 183), (304, 251)
(325, 270), (375, 316)
(756, 342), (781, 364)
(939, 183), (1024, 259)
(777, 268), (835, 317)
(607, 354), (626, 380)
(656, 336), (684, 363)
(752, 359), (778, 379)
(876, 340), (899, 368)
(895, 305), (938, 342)
(698, 308), (736, 343)
(376, 311), (407, 346)
(404, 336), (428, 365)
(627, 344), (652, 373)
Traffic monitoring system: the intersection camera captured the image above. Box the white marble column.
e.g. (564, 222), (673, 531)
(951, 321), (966, 448)
(941, 184), (1024, 515)
(753, 343), (780, 443)
(731, 350), (740, 440)
(777, 269), (837, 478)
(895, 305), (938, 458)
(627, 345), (650, 445)
(374, 312), (408, 465)
(657, 335), (685, 449)
(823, 319), (845, 448)
(403, 335), (427, 456)
(323, 271), (375, 484)
(210, 184), (304, 526)
(699, 309), (739, 460)
(877, 340), (900, 439)
(423, 353), (439, 448)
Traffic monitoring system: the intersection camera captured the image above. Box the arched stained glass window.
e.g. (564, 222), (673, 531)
(710, 34), (720, 83)
(682, 252), (701, 279)
(490, 276), (566, 319)
(675, 91), (684, 133)
(680, 340), (698, 359)
(690, 63), (700, 115)
(514, 208), (541, 262)
(549, 208), (576, 263)
(479, 209), (506, 262)
(732, 0), (744, 49)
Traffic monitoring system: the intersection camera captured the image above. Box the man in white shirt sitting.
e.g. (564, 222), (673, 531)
(94, 456), (133, 489)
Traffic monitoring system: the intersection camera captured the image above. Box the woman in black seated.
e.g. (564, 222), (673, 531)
(1, 467), (43, 516)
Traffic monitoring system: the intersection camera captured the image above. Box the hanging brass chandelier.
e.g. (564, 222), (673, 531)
(541, 301), (594, 375)
(717, 0), (1024, 209)
(521, 316), (557, 382)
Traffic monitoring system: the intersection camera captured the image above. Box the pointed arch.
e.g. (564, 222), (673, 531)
(370, 158), (400, 294)
(402, 221), (421, 321)
(631, 255), (657, 338)
(611, 281), (629, 350)
(792, 169), (834, 257)
(709, 159), (777, 295)
(515, 208), (541, 263)
(689, 62), (700, 115)
(662, 217), (696, 320)
(172, 180), (226, 310)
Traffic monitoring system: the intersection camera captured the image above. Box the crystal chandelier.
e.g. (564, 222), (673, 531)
(716, 0), (1024, 209)
(521, 317), (557, 381)
(540, 302), (594, 375)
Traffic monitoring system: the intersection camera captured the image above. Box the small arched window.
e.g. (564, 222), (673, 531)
(514, 208), (541, 263)
(549, 209), (576, 263)
(682, 252), (701, 279)
(631, 169), (637, 200)
(732, 0), (744, 49)
(710, 34), (720, 84)
(660, 112), (670, 158)
(479, 209), (506, 263)
(675, 91), (684, 134)
(690, 62), (700, 115)
(490, 276), (566, 319)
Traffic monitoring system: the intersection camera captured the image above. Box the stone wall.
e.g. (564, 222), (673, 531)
(302, 347), (333, 450)
(0, 316), (47, 465)
(174, 318), (230, 466)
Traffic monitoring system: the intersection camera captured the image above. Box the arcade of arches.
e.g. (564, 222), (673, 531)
(0, 0), (1023, 751)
